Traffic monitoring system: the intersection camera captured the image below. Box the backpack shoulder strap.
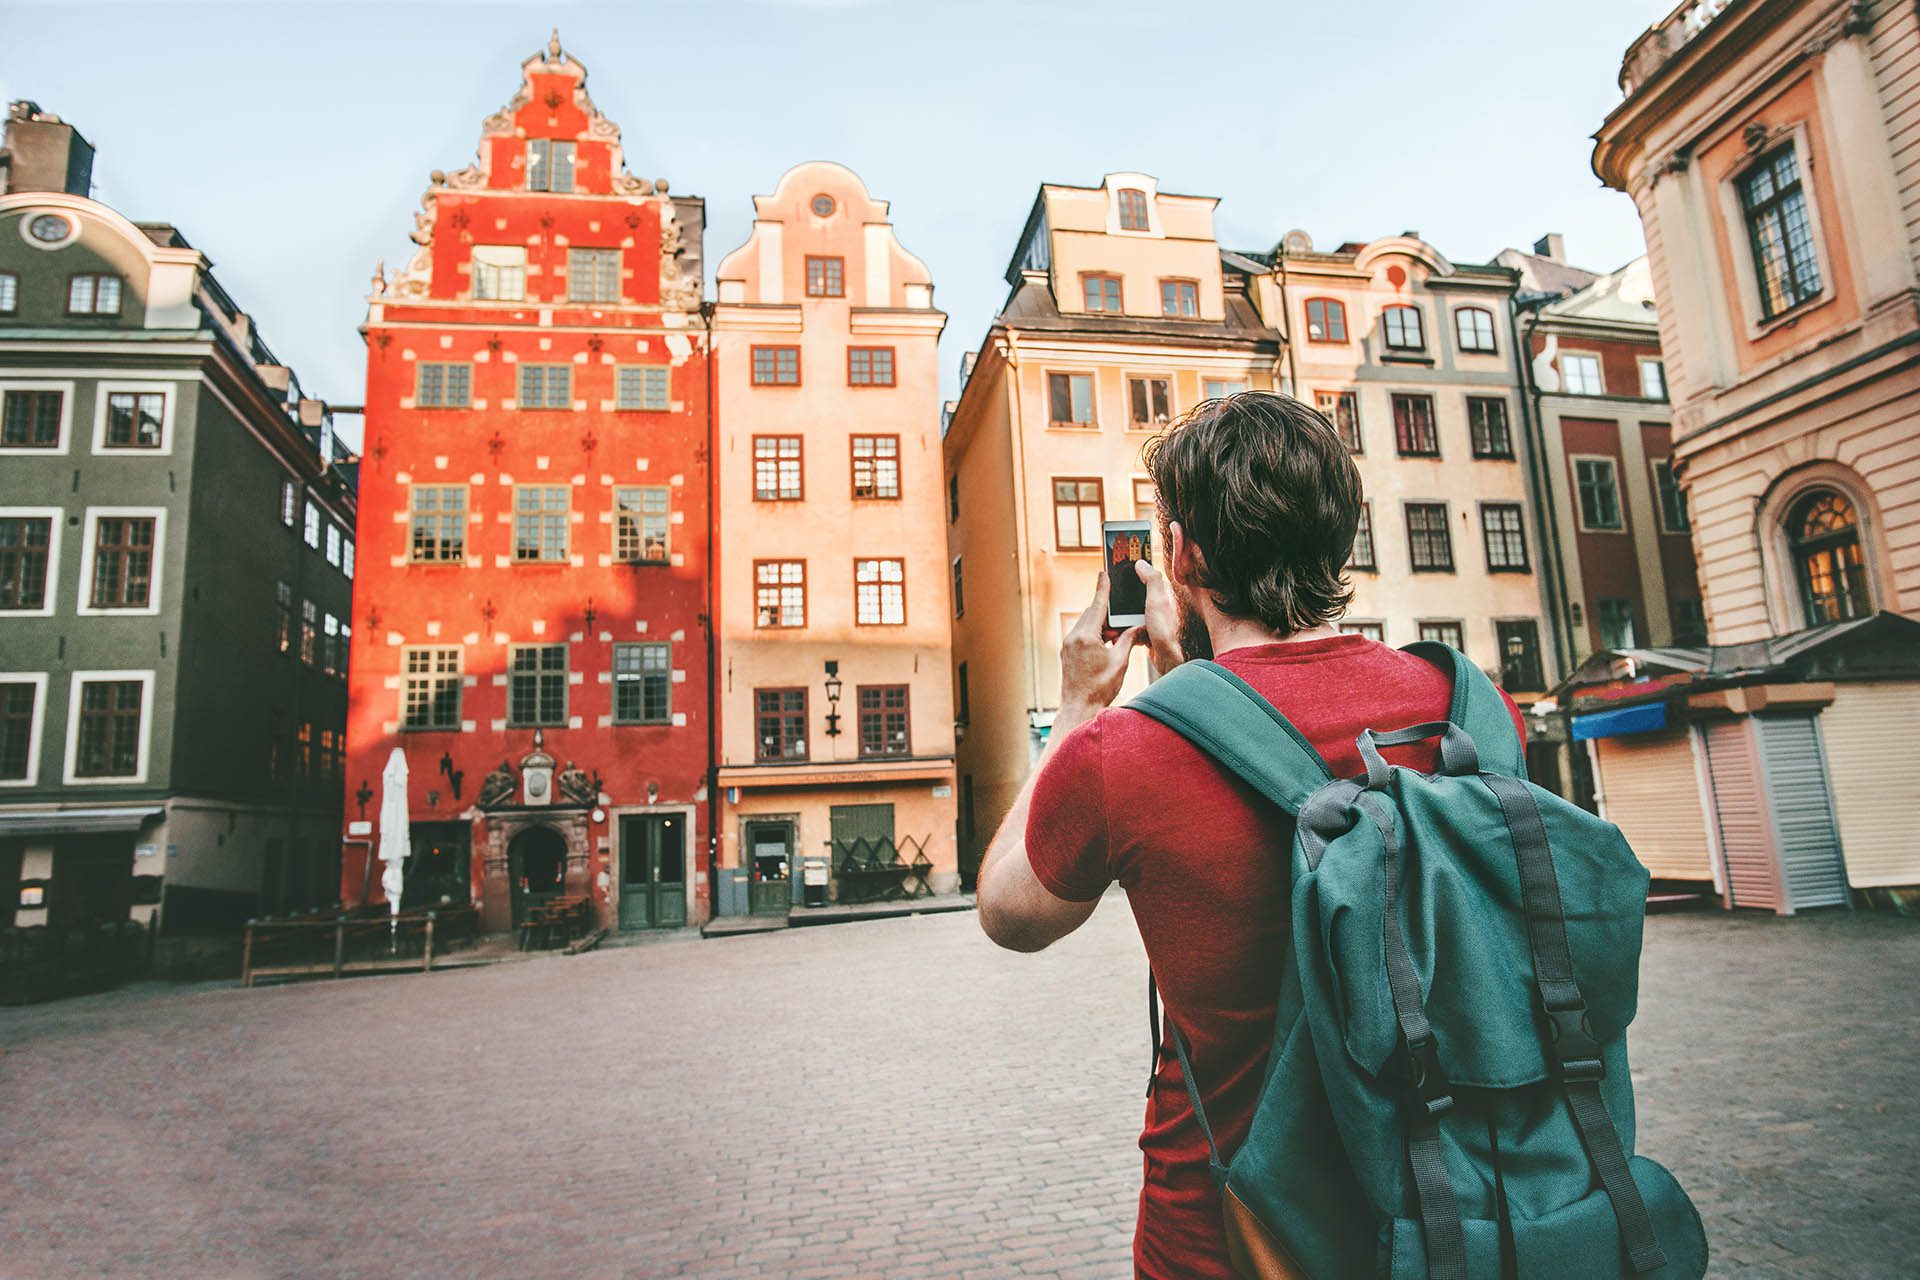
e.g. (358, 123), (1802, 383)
(1403, 641), (1527, 779)
(1125, 659), (1333, 815)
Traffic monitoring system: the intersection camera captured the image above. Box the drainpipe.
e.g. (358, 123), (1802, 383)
(701, 300), (720, 920)
(1509, 295), (1576, 682)
(1273, 252), (1299, 397)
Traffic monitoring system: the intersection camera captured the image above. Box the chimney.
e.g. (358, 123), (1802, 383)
(1533, 233), (1567, 262)
(2, 101), (95, 196)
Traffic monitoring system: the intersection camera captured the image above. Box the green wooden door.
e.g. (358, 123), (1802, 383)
(618, 815), (688, 930)
(745, 820), (793, 917)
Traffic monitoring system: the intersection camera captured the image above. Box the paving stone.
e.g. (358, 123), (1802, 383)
(0, 903), (1914, 1276)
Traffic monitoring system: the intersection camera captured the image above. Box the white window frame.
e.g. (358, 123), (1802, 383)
(1559, 352), (1604, 397)
(90, 380), (176, 456)
(0, 380), (76, 456)
(62, 668), (156, 785)
(0, 671), (50, 787)
(471, 245), (528, 302)
(1715, 124), (1837, 339)
(303, 500), (321, 548)
(1638, 357), (1667, 401)
(0, 505), (63, 618)
(1203, 378), (1248, 400)
(1571, 455), (1627, 535)
(325, 522), (342, 568)
(76, 506), (166, 617)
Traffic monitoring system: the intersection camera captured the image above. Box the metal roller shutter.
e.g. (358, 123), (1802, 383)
(1702, 719), (1782, 912)
(1754, 714), (1849, 911)
(1593, 732), (1712, 881)
(1817, 682), (1920, 888)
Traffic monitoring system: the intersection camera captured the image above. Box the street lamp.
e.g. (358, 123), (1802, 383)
(823, 660), (844, 737)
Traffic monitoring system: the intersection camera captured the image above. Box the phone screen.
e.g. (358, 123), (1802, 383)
(1105, 524), (1151, 620)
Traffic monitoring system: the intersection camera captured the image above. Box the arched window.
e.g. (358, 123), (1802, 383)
(1787, 489), (1872, 624)
(1454, 306), (1496, 353)
(1304, 297), (1347, 343)
(1117, 188), (1149, 231)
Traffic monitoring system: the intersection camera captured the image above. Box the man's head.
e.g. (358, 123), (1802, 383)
(1143, 391), (1363, 658)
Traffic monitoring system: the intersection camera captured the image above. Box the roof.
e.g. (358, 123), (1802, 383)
(1219, 248), (1271, 275)
(1554, 612), (1920, 703)
(1494, 247), (1601, 299)
(994, 276), (1281, 349)
(1539, 256), (1659, 329)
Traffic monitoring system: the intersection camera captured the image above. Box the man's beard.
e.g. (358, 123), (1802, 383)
(1174, 582), (1213, 662)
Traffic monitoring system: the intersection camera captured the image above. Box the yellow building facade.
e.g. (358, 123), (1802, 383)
(711, 162), (956, 915)
(942, 175), (1283, 876)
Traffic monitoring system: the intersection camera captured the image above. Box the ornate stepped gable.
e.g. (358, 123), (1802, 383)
(372, 30), (700, 314)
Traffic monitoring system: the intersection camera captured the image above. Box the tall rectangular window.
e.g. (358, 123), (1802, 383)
(752, 346), (801, 386)
(304, 501), (321, 548)
(613, 642), (671, 725)
(1481, 503), (1529, 572)
(1672, 597), (1707, 645)
(0, 516), (51, 610)
(517, 364), (572, 409)
(409, 485), (467, 563)
(1468, 397), (1512, 459)
(1132, 478), (1156, 519)
(1560, 353), (1603, 396)
(1315, 390), (1361, 452)
(397, 652), (456, 729)
(1128, 376), (1173, 427)
(67, 274), (122, 315)
(74, 679), (142, 777)
(857, 685), (910, 758)
(855, 558), (906, 625)
(280, 479), (299, 528)
(615, 365), (670, 410)
(1418, 620), (1465, 650)
(0, 681), (34, 780)
(1159, 280), (1198, 318)
(951, 556), (964, 618)
(1047, 373), (1094, 427)
(956, 663), (971, 724)
(847, 347), (895, 386)
(325, 524), (342, 568)
(91, 516), (155, 608)
(513, 486), (570, 562)
(1654, 461), (1690, 533)
(755, 688), (808, 762)
(1082, 274), (1121, 313)
(1740, 143), (1823, 318)
(2, 390), (63, 448)
(1597, 598), (1636, 650)
(1392, 394), (1438, 456)
(948, 475), (960, 524)
(614, 486), (669, 563)
(1382, 305), (1424, 350)
(300, 599), (317, 666)
(1574, 458), (1623, 531)
(322, 613), (341, 676)
(753, 436), (803, 501)
(567, 247), (622, 303)
(508, 644), (568, 726)
(415, 363), (472, 408)
(1639, 358), (1667, 401)
(1496, 620), (1544, 692)
(0, 272), (16, 316)
(1405, 502), (1453, 572)
(851, 436), (900, 499)
(1348, 501), (1376, 572)
(805, 256), (844, 297)
(1117, 188), (1149, 230)
(274, 580), (293, 654)
(471, 246), (527, 301)
(526, 139), (575, 193)
(104, 391), (165, 449)
(754, 560), (806, 628)
(1052, 478), (1103, 550)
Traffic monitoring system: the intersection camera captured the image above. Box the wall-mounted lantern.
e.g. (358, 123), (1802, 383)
(824, 660), (844, 737)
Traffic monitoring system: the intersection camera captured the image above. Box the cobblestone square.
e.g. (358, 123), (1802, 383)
(1, 903), (1916, 1278)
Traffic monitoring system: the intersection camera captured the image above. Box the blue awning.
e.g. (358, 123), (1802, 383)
(1571, 701), (1669, 741)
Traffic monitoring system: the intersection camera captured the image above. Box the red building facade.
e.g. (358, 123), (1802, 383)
(342, 35), (712, 932)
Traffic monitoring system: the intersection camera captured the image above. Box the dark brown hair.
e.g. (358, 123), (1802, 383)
(1143, 391), (1363, 634)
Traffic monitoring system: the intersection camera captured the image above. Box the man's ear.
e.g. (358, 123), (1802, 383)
(1167, 519), (1207, 589)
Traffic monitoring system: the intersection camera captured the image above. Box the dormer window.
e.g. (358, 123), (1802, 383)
(805, 256), (844, 298)
(1382, 304), (1425, 351)
(472, 246), (527, 302)
(1159, 279), (1198, 318)
(1082, 273), (1121, 313)
(527, 139), (575, 193)
(67, 274), (122, 316)
(1117, 188), (1149, 232)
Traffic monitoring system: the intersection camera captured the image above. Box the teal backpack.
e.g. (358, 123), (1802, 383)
(1127, 644), (1708, 1279)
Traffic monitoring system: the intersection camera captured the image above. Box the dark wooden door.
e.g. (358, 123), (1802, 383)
(744, 820), (793, 917)
(619, 815), (687, 929)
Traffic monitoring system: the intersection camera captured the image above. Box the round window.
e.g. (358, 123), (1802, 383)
(27, 213), (74, 245)
(810, 194), (835, 218)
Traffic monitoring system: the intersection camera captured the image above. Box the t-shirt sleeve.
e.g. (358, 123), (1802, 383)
(1024, 714), (1114, 903)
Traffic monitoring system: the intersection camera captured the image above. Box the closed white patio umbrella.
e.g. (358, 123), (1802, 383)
(378, 747), (410, 947)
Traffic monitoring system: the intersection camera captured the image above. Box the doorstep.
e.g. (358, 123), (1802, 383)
(788, 894), (975, 928)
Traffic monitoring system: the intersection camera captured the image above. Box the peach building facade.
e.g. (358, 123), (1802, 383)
(711, 163), (955, 915)
(943, 175), (1282, 875)
(1595, 0), (1920, 642)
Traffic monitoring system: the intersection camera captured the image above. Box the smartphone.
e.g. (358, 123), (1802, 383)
(1103, 519), (1152, 627)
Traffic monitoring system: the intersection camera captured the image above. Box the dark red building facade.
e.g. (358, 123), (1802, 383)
(342, 35), (712, 932)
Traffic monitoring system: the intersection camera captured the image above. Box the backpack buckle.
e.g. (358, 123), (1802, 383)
(1542, 1002), (1605, 1083)
(1404, 1034), (1454, 1117)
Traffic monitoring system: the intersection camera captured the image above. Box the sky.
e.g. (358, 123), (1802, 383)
(0, 0), (1668, 450)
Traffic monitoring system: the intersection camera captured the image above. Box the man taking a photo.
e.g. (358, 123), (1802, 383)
(976, 392), (1523, 1279)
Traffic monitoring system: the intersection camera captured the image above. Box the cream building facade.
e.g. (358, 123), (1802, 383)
(711, 162), (955, 915)
(943, 175), (1283, 876)
(1595, 0), (1920, 642)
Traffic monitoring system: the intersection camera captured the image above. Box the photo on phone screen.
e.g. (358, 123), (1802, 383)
(1103, 520), (1151, 625)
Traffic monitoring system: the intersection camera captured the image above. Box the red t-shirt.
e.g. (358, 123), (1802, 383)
(1026, 635), (1525, 1280)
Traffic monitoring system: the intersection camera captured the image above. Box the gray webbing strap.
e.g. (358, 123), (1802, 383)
(1356, 793), (1467, 1280)
(1156, 976), (1229, 1186)
(1481, 773), (1667, 1274)
(1404, 641), (1527, 779)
